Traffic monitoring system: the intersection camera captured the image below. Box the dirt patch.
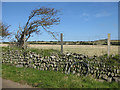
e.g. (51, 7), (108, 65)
(1, 77), (33, 88)
(0, 44), (8, 47)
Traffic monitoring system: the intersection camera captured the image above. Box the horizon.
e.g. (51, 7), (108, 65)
(2, 38), (120, 43)
(2, 2), (118, 42)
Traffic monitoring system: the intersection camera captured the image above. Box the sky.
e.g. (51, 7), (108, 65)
(2, 2), (118, 41)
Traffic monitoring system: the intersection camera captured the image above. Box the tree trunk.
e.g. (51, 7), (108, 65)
(17, 33), (24, 47)
(17, 39), (24, 47)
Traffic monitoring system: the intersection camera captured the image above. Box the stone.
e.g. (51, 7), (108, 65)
(107, 72), (111, 77)
(34, 66), (36, 69)
(16, 65), (23, 68)
(45, 67), (48, 70)
(112, 77), (120, 82)
(111, 73), (114, 77)
(103, 65), (105, 68)
(117, 69), (120, 74)
(10, 61), (12, 64)
(114, 73), (118, 77)
(50, 55), (56, 59)
(73, 71), (76, 74)
(96, 67), (99, 70)
(25, 65), (28, 68)
(66, 53), (71, 56)
(107, 77), (112, 82)
(77, 73), (80, 76)
(102, 75), (108, 80)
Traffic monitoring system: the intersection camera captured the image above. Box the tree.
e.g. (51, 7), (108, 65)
(0, 22), (11, 38)
(15, 7), (60, 47)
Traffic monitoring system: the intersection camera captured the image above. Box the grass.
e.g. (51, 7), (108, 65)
(28, 48), (60, 57)
(28, 44), (119, 56)
(2, 63), (119, 88)
(2, 46), (61, 57)
(1, 44), (119, 56)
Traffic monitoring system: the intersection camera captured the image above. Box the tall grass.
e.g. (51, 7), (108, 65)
(2, 46), (61, 57)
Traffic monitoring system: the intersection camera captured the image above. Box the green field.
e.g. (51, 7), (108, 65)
(2, 64), (119, 88)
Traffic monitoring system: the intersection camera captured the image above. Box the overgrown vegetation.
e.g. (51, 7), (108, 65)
(28, 48), (60, 57)
(87, 54), (120, 67)
(2, 64), (119, 88)
(2, 46), (61, 57)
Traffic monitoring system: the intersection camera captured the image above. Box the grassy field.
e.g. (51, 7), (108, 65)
(2, 64), (119, 88)
(0, 44), (119, 56)
(28, 44), (119, 56)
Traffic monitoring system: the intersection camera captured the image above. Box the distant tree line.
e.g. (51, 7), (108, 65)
(2, 39), (120, 46)
(8, 40), (118, 45)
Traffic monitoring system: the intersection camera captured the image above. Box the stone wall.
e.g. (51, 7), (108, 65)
(2, 49), (120, 83)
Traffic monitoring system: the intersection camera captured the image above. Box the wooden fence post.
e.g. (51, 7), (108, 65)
(61, 33), (63, 54)
(107, 33), (111, 58)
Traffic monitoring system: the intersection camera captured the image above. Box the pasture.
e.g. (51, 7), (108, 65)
(28, 44), (119, 56)
(1, 44), (118, 56)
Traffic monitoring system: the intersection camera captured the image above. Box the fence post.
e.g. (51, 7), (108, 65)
(107, 33), (111, 58)
(61, 33), (63, 54)
(119, 1), (120, 55)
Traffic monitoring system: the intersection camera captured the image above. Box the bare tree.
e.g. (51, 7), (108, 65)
(0, 22), (11, 38)
(15, 7), (60, 47)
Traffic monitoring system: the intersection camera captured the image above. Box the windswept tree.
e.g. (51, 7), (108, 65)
(0, 22), (11, 39)
(15, 7), (60, 47)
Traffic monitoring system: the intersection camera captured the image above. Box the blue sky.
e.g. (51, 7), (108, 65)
(2, 2), (118, 41)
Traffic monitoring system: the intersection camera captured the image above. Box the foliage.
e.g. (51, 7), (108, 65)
(2, 46), (60, 57)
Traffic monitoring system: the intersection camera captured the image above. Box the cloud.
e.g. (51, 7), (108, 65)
(79, 12), (90, 22)
(82, 13), (89, 17)
(95, 11), (112, 18)
(84, 18), (89, 21)
(80, 12), (90, 17)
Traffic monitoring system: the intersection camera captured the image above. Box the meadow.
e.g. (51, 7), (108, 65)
(28, 44), (119, 56)
(1, 44), (118, 56)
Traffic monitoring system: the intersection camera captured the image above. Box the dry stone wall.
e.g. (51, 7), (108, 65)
(2, 49), (120, 83)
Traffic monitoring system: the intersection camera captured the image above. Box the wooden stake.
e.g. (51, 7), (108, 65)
(107, 33), (111, 58)
(61, 33), (63, 54)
